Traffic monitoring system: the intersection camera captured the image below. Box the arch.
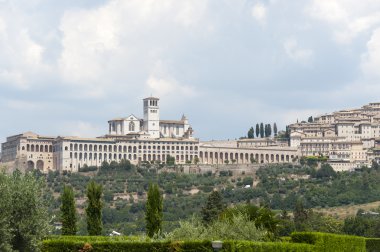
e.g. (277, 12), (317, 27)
(45, 145), (48, 152)
(119, 154), (122, 159)
(256, 153), (259, 162)
(27, 161), (35, 171)
(129, 121), (135, 131)
(94, 145), (98, 151)
(70, 144), (73, 151)
(79, 153), (83, 160)
(265, 154), (269, 162)
(133, 146), (137, 153)
(36, 160), (44, 170)
(276, 154), (279, 162)
(123, 146), (127, 152)
(118, 146), (122, 152)
(27, 144), (30, 151)
(79, 144), (83, 151)
(36, 145), (39, 152)
(286, 155), (290, 162)
(113, 145), (117, 152)
(89, 145), (93, 151)
(128, 146), (132, 152)
(128, 154), (132, 160)
(245, 153), (249, 163)
(89, 153), (92, 160)
(74, 144), (78, 151)
(104, 153), (107, 160)
(240, 153), (244, 163)
(84, 153), (87, 160)
(271, 154), (274, 162)
(84, 144), (88, 151)
(281, 155), (284, 161)
(94, 153), (97, 160)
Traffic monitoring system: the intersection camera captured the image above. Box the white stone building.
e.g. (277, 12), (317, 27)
(1, 96), (300, 173)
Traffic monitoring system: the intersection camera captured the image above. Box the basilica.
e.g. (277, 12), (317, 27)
(1, 96), (299, 173)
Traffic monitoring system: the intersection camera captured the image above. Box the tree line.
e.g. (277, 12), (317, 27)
(247, 123), (278, 139)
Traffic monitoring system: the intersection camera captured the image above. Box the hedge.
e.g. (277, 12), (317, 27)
(221, 241), (315, 252)
(41, 239), (315, 252)
(366, 238), (380, 252)
(291, 232), (366, 252)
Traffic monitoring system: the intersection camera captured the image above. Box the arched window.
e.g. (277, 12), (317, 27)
(129, 121), (135, 131)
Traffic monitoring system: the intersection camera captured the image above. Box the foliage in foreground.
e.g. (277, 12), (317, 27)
(0, 170), (50, 251)
(145, 183), (163, 237)
(86, 180), (103, 236)
(41, 238), (314, 252)
(165, 214), (267, 241)
(61, 185), (77, 235)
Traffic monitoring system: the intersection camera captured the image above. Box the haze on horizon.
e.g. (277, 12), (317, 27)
(1, 0), (380, 143)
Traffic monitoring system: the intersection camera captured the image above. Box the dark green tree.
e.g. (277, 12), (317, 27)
(268, 124), (272, 137)
(264, 124), (268, 137)
(372, 160), (379, 170)
(308, 116), (313, 123)
(256, 124), (260, 138)
(201, 190), (224, 225)
(0, 170), (49, 251)
(273, 123), (277, 136)
(293, 199), (309, 231)
(86, 180), (103, 236)
(145, 183), (163, 237)
(247, 127), (254, 139)
(61, 185), (77, 235)
(166, 155), (175, 165)
(260, 123), (264, 138)
(315, 164), (337, 179)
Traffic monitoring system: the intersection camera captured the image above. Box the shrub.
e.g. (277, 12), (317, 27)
(291, 232), (366, 252)
(366, 238), (380, 252)
(41, 237), (316, 252)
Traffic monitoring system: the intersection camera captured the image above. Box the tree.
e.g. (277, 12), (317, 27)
(247, 127), (254, 139)
(273, 123), (277, 136)
(201, 190), (224, 225)
(0, 170), (49, 251)
(372, 160), (379, 170)
(145, 183), (163, 237)
(315, 164), (337, 179)
(256, 124), (260, 138)
(61, 185), (77, 235)
(260, 123), (264, 138)
(268, 124), (272, 137)
(86, 180), (103, 236)
(293, 199), (309, 231)
(166, 155), (175, 165)
(308, 116), (313, 123)
(264, 124), (268, 137)
(193, 156), (200, 165)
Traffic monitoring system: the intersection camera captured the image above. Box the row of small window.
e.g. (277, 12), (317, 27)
(24, 144), (52, 152)
(70, 153), (196, 162)
(68, 144), (198, 152)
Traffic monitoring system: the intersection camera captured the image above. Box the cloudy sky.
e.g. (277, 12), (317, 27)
(1, 0), (380, 143)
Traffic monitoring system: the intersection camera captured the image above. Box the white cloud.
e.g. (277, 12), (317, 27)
(361, 27), (380, 79)
(61, 121), (103, 138)
(283, 38), (313, 64)
(251, 3), (267, 25)
(308, 0), (380, 44)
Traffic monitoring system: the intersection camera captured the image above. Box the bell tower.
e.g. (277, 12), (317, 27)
(143, 97), (160, 138)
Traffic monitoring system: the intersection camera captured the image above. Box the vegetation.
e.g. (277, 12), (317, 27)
(61, 185), (77, 235)
(0, 170), (49, 251)
(201, 190), (224, 224)
(86, 180), (103, 236)
(145, 183), (163, 237)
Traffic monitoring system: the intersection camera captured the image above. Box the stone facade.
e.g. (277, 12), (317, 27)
(0, 96), (303, 173)
(290, 102), (380, 170)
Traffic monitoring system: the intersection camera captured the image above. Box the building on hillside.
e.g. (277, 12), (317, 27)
(1, 97), (300, 173)
(290, 102), (380, 170)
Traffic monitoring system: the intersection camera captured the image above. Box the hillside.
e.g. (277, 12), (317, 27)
(42, 161), (380, 235)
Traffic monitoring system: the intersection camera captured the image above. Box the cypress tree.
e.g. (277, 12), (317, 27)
(260, 123), (264, 138)
(273, 123), (277, 136)
(201, 190), (224, 225)
(255, 124), (260, 138)
(145, 183), (163, 237)
(86, 180), (103, 236)
(268, 124), (272, 137)
(247, 127), (254, 139)
(61, 185), (77, 235)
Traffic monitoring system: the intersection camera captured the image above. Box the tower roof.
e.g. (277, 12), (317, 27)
(143, 97), (159, 100)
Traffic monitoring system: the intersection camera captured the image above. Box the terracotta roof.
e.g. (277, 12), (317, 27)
(160, 120), (184, 125)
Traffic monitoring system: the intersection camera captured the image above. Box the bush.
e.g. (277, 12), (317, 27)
(291, 232), (366, 252)
(366, 238), (380, 252)
(41, 237), (319, 252)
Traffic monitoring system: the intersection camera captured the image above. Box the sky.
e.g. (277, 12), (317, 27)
(1, 0), (380, 144)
